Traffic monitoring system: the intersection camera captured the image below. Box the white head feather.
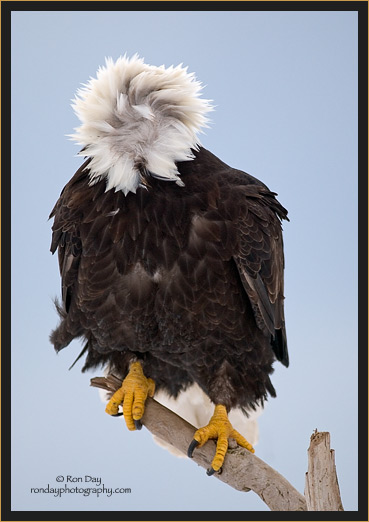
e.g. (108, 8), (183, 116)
(70, 54), (213, 195)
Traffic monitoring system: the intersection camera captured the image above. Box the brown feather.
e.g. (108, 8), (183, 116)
(50, 147), (289, 409)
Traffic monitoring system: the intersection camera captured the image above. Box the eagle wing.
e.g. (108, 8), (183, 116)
(49, 167), (87, 315)
(232, 183), (289, 367)
(50, 218), (81, 314)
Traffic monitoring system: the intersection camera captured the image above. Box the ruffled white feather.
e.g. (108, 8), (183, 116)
(70, 54), (213, 195)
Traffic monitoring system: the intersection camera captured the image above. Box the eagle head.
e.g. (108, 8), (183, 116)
(70, 54), (213, 195)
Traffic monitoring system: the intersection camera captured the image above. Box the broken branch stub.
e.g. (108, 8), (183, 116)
(304, 430), (344, 511)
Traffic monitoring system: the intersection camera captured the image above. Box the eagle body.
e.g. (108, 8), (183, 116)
(51, 146), (288, 412)
(50, 57), (288, 463)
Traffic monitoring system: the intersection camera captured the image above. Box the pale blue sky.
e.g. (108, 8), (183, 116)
(11, 9), (358, 512)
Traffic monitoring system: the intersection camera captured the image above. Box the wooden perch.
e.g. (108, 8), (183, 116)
(91, 375), (307, 511)
(304, 430), (344, 511)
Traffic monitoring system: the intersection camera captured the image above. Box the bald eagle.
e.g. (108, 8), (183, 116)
(50, 55), (289, 475)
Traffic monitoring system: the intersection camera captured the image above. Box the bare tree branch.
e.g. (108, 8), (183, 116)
(91, 375), (307, 511)
(304, 430), (344, 511)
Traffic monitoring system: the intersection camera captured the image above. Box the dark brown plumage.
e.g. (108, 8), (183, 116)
(50, 147), (288, 413)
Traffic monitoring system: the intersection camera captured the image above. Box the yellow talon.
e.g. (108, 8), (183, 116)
(190, 404), (254, 472)
(105, 361), (155, 431)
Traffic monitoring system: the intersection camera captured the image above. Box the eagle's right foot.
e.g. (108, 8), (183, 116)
(105, 361), (155, 431)
(187, 404), (254, 475)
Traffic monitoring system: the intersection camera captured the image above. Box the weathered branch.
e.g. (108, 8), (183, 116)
(304, 430), (344, 511)
(91, 375), (307, 511)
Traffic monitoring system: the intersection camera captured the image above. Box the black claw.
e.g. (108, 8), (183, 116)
(134, 419), (142, 430)
(206, 466), (222, 476)
(111, 413), (123, 417)
(187, 439), (199, 458)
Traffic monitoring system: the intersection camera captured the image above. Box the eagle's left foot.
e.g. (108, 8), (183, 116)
(105, 361), (155, 431)
(187, 404), (254, 475)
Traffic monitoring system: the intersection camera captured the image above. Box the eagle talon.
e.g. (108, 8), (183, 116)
(111, 412), (123, 417)
(206, 465), (223, 476)
(190, 404), (254, 473)
(105, 361), (155, 431)
(187, 439), (200, 458)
